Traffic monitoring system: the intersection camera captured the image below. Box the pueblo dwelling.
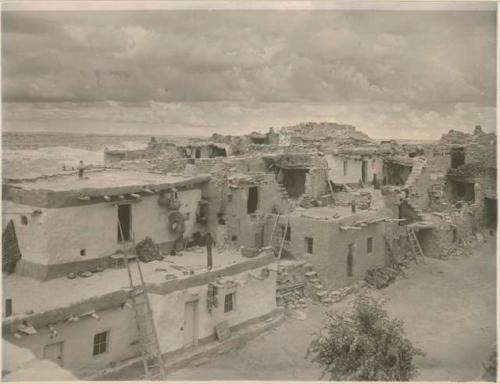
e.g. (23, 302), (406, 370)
(2, 169), (278, 378)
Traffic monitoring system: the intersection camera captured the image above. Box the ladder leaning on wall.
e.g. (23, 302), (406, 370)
(118, 220), (166, 380)
(406, 225), (425, 264)
(268, 212), (291, 263)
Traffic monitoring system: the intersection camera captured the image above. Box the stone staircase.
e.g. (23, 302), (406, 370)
(404, 158), (426, 189)
(303, 264), (329, 301)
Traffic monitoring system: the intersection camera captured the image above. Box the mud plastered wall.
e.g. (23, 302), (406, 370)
(7, 189), (204, 279)
(285, 215), (389, 289)
(150, 262), (277, 354)
(325, 155), (384, 185)
(4, 305), (139, 378)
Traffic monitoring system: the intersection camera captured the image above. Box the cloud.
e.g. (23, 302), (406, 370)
(1, 9), (496, 137)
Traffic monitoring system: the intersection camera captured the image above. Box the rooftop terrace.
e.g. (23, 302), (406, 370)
(2, 248), (275, 328)
(7, 169), (209, 192)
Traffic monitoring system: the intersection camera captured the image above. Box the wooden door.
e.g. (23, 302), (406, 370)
(43, 342), (64, 367)
(183, 301), (198, 347)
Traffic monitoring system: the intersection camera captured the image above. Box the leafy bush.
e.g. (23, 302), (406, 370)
(307, 295), (423, 381)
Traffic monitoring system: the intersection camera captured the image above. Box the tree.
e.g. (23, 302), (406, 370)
(307, 295), (423, 381)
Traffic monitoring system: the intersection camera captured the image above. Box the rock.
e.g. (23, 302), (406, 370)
(316, 290), (329, 298)
(305, 271), (317, 277)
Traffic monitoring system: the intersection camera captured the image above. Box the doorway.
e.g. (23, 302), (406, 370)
(484, 198), (497, 229)
(43, 342), (64, 367)
(183, 300), (199, 348)
(117, 204), (131, 242)
(361, 161), (368, 183)
(247, 186), (259, 214)
(347, 243), (354, 277)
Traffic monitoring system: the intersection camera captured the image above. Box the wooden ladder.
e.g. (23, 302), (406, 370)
(118, 221), (166, 380)
(268, 213), (282, 249)
(406, 225), (425, 264)
(277, 215), (290, 262)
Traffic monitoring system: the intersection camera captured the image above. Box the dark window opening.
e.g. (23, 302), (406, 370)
(305, 237), (313, 254)
(247, 186), (259, 214)
(450, 181), (475, 203)
(347, 243), (354, 277)
(452, 229), (458, 243)
(281, 168), (307, 198)
(450, 148), (465, 169)
(195, 148), (201, 159)
(224, 293), (235, 313)
(361, 161), (368, 183)
(366, 237), (373, 253)
(210, 145), (227, 158)
(20, 215), (28, 225)
(117, 204), (131, 242)
(231, 235), (238, 241)
(343, 161), (348, 176)
(80, 249), (86, 256)
(484, 198), (497, 229)
(93, 331), (109, 356)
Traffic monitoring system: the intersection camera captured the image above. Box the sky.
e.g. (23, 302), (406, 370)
(1, 6), (497, 139)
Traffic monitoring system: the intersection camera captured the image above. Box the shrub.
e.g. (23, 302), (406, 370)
(307, 295), (423, 381)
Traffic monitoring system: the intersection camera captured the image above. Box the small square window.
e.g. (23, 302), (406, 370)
(367, 237), (373, 254)
(305, 237), (314, 254)
(20, 215), (28, 225)
(80, 249), (86, 256)
(93, 331), (109, 356)
(224, 293), (235, 313)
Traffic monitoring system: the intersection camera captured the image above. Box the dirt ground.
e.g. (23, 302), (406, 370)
(130, 233), (497, 381)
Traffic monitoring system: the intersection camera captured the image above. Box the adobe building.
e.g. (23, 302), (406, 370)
(2, 247), (278, 378)
(2, 169), (211, 280)
(2, 168), (279, 378)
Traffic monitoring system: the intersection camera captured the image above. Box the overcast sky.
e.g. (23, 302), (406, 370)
(2, 8), (497, 138)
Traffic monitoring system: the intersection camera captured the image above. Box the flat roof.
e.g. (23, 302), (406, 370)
(7, 169), (209, 192)
(2, 248), (274, 323)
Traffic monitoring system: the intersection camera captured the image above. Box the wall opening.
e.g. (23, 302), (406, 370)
(484, 198), (497, 229)
(304, 237), (314, 254)
(20, 215), (28, 225)
(448, 180), (475, 203)
(281, 225), (291, 241)
(450, 147), (465, 169)
(281, 168), (307, 198)
(117, 204), (131, 242)
(195, 148), (201, 159)
(385, 162), (412, 185)
(210, 145), (227, 158)
(366, 237), (373, 253)
(247, 186), (259, 214)
(80, 249), (86, 256)
(224, 293), (235, 313)
(361, 161), (368, 183)
(347, 243), (354, 277)
(343, 160), (348, 176)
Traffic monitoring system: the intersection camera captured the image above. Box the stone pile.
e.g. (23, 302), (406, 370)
(364, 264), (405, 289)
(315, 280), (368, 304)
